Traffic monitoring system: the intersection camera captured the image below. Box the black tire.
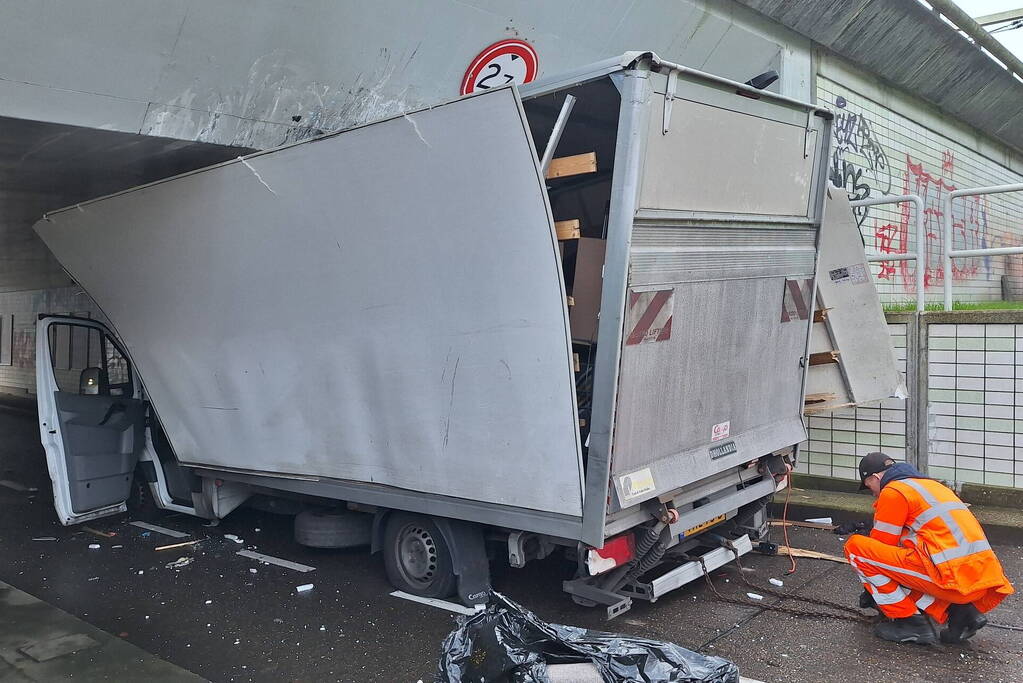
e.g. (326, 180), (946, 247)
(294, 508), (372, 548)
(382, 512), (458, 598)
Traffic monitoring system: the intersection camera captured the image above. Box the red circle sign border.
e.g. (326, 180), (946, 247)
(460, 39), (539, 96)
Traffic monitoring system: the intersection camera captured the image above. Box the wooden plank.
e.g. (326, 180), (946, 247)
(555, 219), (581, 241)
(809, 350), (840, 366)
(777, 545), (848, 564)
(155, 539), (203, 551)
(803, 392), (837, 404)
(813, 307), (832, 323)
(545, 152), (597, 179)
(573, 352), (580, 372)
(770, 519), (836, 531)
(804, 401), (856, 415)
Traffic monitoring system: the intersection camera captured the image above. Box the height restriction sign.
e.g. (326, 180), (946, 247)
(460, 39), (539, 95)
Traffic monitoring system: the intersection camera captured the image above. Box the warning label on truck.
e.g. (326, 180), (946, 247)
(624, 288), (674, 345)
(780, 278), (813, 323)
(619, 468), (656, 502)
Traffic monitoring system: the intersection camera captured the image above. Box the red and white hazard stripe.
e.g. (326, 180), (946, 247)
(625, 289), (673, 346)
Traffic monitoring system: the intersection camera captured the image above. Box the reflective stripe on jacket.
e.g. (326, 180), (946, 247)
(870, 477), (1009, 595)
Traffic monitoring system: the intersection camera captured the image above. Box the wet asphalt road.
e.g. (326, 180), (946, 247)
(1, 399), (1021, 682)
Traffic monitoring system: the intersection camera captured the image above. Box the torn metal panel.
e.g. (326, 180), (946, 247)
(805, 190), (906, 412)
(35, 87), (584, 518)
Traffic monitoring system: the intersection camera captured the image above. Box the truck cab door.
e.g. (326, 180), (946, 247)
(36, 316), (146, 525)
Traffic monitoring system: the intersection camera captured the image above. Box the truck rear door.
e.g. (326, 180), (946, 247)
(36, 316), (146, 524)
(607, 71), (832, 511)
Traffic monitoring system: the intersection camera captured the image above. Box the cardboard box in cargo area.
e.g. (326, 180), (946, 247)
(570, 237), (606, 343)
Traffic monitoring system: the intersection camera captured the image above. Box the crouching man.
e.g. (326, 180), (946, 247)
(845, 452), (1014, 645)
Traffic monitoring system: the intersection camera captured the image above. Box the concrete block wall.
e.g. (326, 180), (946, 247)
(0, 287), (102, 394)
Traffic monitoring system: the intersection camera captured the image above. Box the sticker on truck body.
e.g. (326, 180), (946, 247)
(624, 288), (674, 346)
(618, 468), (656, 502)
(828, 263), (868, 285)
(711, 420), (730, 442)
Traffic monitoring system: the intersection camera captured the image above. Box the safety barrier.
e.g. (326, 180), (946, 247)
(849, 194), (925, 312)
(943, 183), (1023, 310)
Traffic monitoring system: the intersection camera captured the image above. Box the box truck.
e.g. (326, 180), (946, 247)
(32, 53), (899, 616)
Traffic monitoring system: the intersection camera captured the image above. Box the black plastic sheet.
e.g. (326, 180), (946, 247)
(436, 593), (739, 682)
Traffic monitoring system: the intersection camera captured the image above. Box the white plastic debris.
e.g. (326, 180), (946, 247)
(254, 528), (261, 532)
(296, 583), (314, 593)
(88, 577), (99, 581)
(249, 568), (258, 574)
(165, 556), (194, 569)
(204, 600), (213, 605)
(805, 517), (833, 525)
(319, 625), (326, 631)
(746, 592), (764, 600)
(138, 570), (144, 575)
(112, 545), (123, 548)
(32, 537), (57, 541)
(224, 534), (244, 544)
(769, 578), (784, 587)
(88, 543), (101, 549)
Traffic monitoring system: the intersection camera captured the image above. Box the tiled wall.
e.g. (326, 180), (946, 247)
(0, 287), (102, 393)
(798, 322), (909, 481)
(800, 314), (1023, 491)
(926, 323), (1023, 488)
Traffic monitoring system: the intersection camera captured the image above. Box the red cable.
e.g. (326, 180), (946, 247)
(781, 471), (797, 575)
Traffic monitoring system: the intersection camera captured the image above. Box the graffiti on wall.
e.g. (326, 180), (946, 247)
(826, 94), (994, 294)
(870, 154), (990, 290)
(829, 96), (891, 227)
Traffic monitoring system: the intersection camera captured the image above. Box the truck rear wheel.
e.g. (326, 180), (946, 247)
(383, 513), (457, 598)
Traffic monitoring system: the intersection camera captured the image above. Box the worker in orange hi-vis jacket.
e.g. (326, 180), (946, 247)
(844, 452), (1014, 645)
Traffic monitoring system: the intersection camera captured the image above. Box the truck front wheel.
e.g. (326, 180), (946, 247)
(383, 513), (458, 598)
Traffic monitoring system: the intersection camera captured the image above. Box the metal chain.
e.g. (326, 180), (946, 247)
(694, 554), (874, 624)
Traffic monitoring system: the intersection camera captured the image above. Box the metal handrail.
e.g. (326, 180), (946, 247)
(942, 183), (1023, 310)
(849, 194), (925, 311)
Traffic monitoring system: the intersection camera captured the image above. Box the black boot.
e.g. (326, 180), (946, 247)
(858, 589), (877, 610)
(873, 614), (938, 645)
(940, 603), (987, 644)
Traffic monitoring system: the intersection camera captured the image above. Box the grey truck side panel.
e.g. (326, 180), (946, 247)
(34, 87), (585, 518)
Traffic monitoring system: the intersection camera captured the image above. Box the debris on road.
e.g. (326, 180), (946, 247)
(236, 549), (315, 572)
(769, 578), (784, 587)
(205, 600), (213, 605)
(390, 591), (482, 616)
(155, 539), (202, 551)
(804, 517), (833, 525)
(224, 534), (244, 544)
(165, 556), (195, 569)
(437, 593), (738, 682)
(112, 545), (123, 549)
(87, 543), (100, 550)
(83, 526), (116, 538)
(746, 592), (764, 601)
(296, 583), (314, 593)
(777, 546), (848, 564)
(771, 519), (836, 531)
(0, 479), (37, 492)
(31, 537), (57, 541)
(129, 521), (189, 538)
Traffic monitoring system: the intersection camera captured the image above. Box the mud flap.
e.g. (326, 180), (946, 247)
(433, 517), (492, 606)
